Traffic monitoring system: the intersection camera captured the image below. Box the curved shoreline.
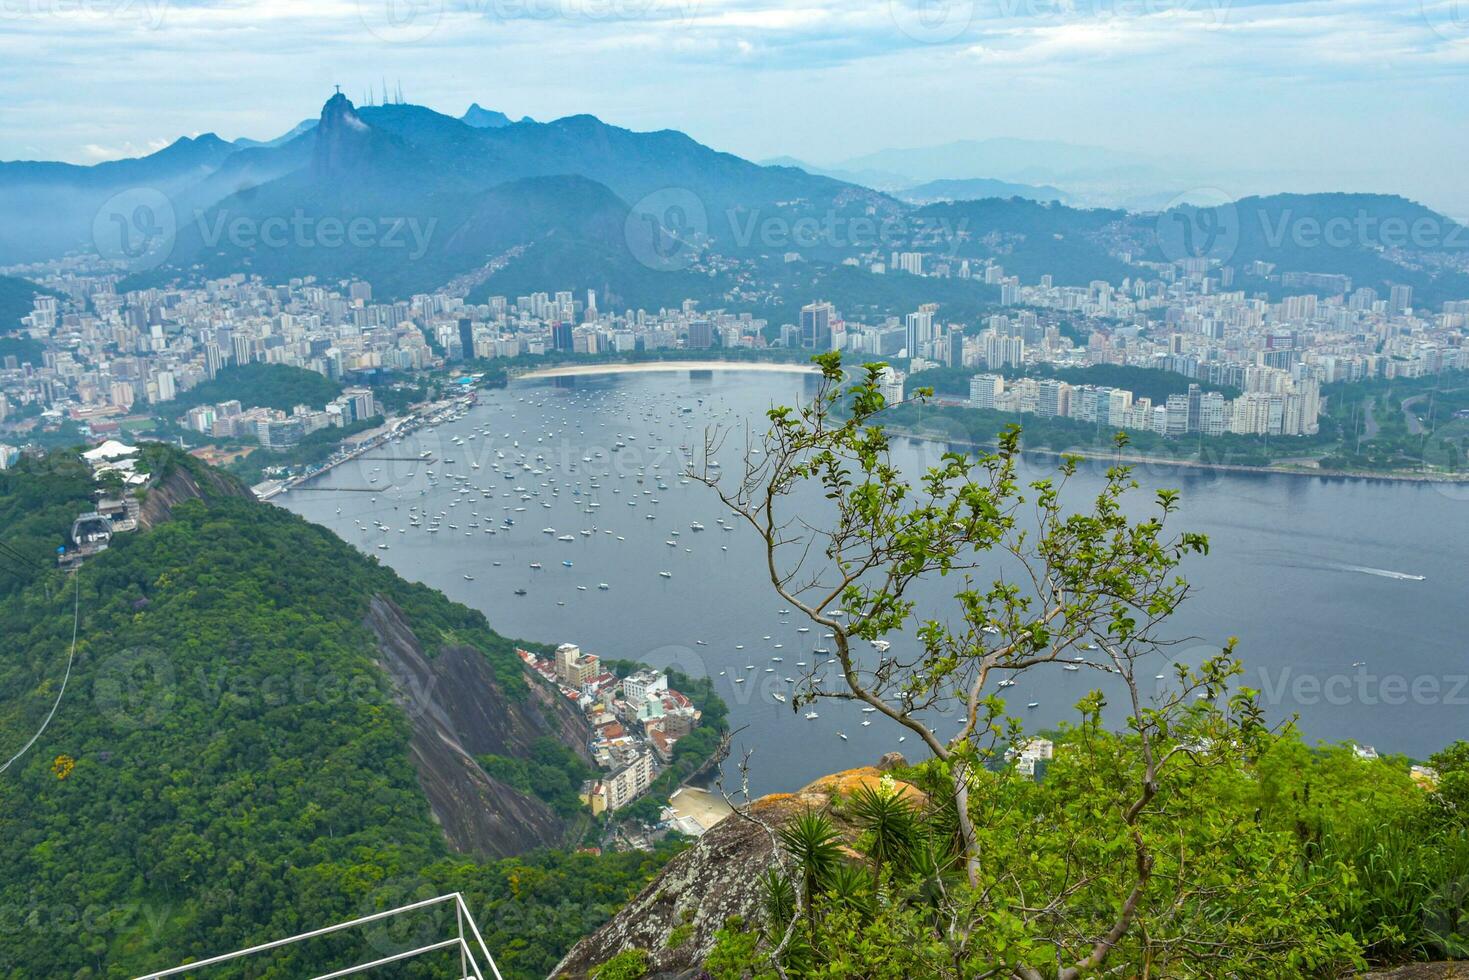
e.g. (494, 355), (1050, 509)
(506, 362), (1463, 486)
(884, 425), (1469, 487)
(512, 360), (822, 381)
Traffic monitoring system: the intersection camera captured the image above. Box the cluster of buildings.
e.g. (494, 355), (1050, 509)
(964, 370), (1322, 437)
(0, 272), (784, 450)
(3, 228), (1466, 453)
(456, 292), (770, 357)
(517, 643), (704, 817)
(54, 440), (145, 568)
(1008, 737), (1055, 777)
(805, 255), (1466, 438)
(179, 387), (377, 449)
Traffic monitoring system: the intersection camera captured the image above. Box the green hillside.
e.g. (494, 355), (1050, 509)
(0, 448), (680, 978)
(0, 274), (52, 340)
(168, 362), (345, 414)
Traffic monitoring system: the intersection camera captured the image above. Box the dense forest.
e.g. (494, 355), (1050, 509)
(1320, 371), (1469, 473)
(168, 362), (345, 414)
(0, 274), (53, 336)
(0, 452), (97, 599)
(687, 735), (1469, 978)
(0, 447), (685, 978)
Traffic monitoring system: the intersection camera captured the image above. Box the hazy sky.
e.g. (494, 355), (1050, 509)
(2, 0), (1466, 214)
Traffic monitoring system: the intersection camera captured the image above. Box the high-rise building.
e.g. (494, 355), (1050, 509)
(457, 318), (475, 361)
(555, 643), (600, 685)
(969, 374), (1004, 410)
(1199, 391), (1227, 436)
(801, 301), (833, 349)
(686, 319), (713, 349)
(1165, 394), (1190, 436)
(603, 750), (655, 811)
(905, 308), (935, 357)
(876, 366), (905, 407)
(1389, 284), (1414, 314)
(1035, 379), (1069, 418)
(983, 332), (1024, 370)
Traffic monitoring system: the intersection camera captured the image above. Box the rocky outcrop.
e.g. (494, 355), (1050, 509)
(365, 595), (592, 858)
(136, 458), (252, 528)
(552, 765), (923, 979)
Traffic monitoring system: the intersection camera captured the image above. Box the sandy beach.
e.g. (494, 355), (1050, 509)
(667, 786), (735, 832)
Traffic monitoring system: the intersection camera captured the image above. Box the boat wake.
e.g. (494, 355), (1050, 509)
(1337, 564), (1426, 582)
(1269, 554), (1427, 582)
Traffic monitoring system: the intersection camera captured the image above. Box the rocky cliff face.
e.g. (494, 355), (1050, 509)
(365, 595), (592, 858)
(551, 763), (920, 979)
(136, 458), (253, 529)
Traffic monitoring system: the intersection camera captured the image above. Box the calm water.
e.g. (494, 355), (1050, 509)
(280, 370), (1468, 794)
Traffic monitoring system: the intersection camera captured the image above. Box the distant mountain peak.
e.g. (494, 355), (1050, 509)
(320, 92), (364, 129)
(312, 92), (372, 176)
(462, 103), (534, 128)
(135, 132), (240, 172)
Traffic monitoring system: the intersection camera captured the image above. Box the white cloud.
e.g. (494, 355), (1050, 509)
(0, 0), (1465, 214)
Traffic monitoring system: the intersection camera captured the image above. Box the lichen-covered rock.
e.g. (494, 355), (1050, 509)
(552, 764), (925, 978)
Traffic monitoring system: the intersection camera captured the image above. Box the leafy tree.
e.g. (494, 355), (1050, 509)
(693, 354), (1368, 977)
(169, 362), (344, 414)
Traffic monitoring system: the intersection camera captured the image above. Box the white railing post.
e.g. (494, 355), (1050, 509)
(132, 893), (507, 980)
(458, 896), (468, 980)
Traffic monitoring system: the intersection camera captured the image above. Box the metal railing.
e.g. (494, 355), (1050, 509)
(133, 892), (505, 980)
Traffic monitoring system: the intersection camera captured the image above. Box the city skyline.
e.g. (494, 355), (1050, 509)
(2, 0), (1468, 217)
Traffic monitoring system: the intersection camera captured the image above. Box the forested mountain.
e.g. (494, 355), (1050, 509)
(1160, 192), (1469, 306)
(895, 177), (1069, 205)
(0, 274), (54, 336)
(0, 447), (681, 978)
(6, 97), (1466, 315)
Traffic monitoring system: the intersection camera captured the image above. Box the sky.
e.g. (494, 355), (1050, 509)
(1, 0), (1467, 215)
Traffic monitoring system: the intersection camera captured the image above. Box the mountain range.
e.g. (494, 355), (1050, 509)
(2, 96), (1467, 311)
